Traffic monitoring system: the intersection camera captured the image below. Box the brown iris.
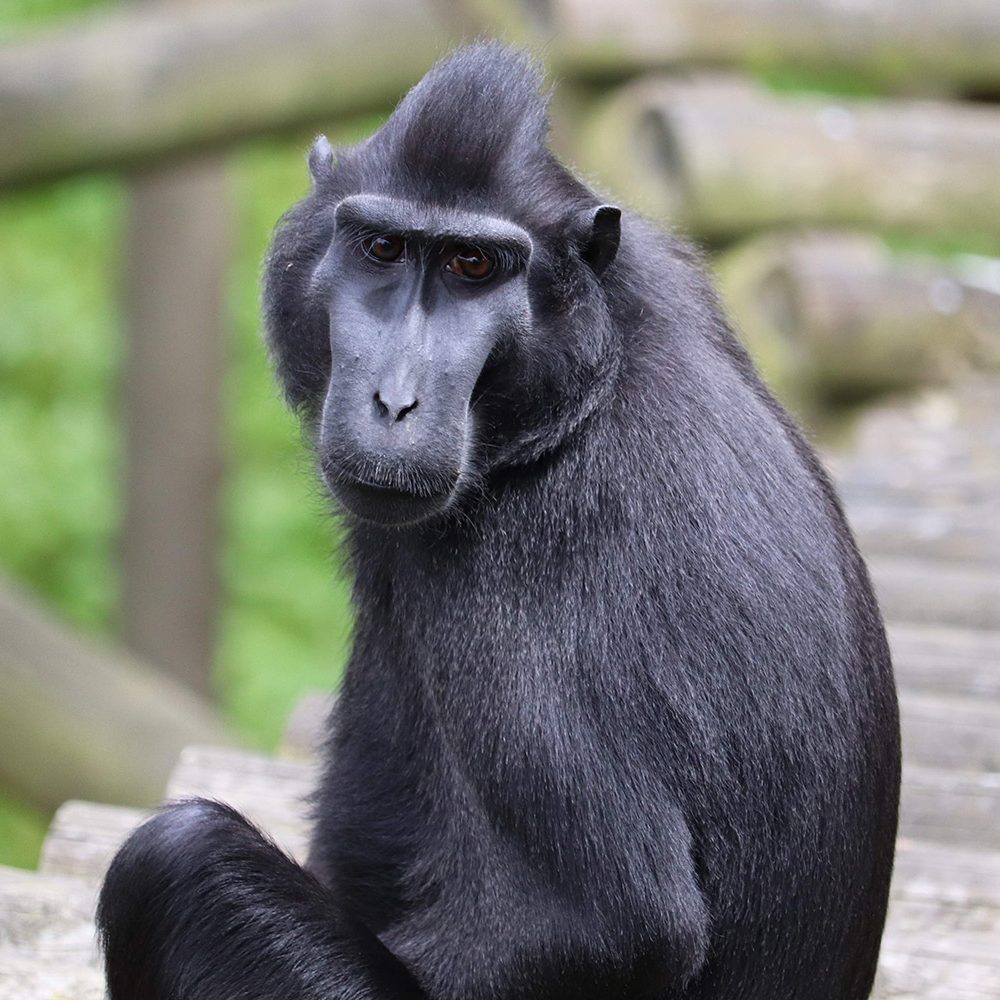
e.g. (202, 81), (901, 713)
(445, 246), (494, 281)
(363, 234), (405, 263)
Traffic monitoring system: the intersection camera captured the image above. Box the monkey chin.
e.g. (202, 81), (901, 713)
(328, 474), (459, 529)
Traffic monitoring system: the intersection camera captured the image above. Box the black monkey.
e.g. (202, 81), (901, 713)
(98, 44), (900, 1000)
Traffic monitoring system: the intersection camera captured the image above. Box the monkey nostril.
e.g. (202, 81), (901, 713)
(373, 391), (418, 423)
(395, 399), (418, 422)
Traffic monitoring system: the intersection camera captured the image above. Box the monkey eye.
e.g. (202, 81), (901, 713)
(445, 246), (494, 282)
(361, 234), (405, 263)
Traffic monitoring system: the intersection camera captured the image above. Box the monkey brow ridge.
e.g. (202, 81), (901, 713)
(334, 194), (533, 258)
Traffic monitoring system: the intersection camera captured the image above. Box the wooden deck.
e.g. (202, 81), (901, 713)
(3, 378), (998, 999)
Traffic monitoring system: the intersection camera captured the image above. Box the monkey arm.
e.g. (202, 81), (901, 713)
(378, 796), (710, 1000)
(97, 799), (424, 1000)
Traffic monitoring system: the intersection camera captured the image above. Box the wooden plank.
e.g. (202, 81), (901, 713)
(12, 834), (1000, 996)
(889, 624), (1000, 700)
(869, 557), (1000, 631)
(0, 866), (102, 1000)
(892, 839), (1000, 907)
(900, 691), (1000, 772)
(0, 959), (103, 1000)
(900, 766), (1000, 850)
(38, 755), (1000, 891)
(40, 801), (149, 884)
(850, 504), (1000, 566)
(166, 745), (317, 861)
(873, 926), (1000, 1000)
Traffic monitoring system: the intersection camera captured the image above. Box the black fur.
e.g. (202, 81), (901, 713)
(98, 43), (900, 999)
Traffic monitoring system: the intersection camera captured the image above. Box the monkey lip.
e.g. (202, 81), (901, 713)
(326, 470), (459, 528)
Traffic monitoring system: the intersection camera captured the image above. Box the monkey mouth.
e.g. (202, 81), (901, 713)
(320, 457), (460, 528)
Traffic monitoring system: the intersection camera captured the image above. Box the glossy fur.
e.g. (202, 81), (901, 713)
(98, 44), (900, 1000)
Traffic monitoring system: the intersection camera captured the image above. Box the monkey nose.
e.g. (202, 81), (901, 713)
(373, 390), (419, 424)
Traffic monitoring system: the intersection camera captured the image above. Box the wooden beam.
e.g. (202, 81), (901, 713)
(120, 150), (229, 696)
(0, 0), (456, 188)
(580, 76), (1000, 240)
(531, 0), (1000, 93)
(0, 578), (239, 811)
(715, 231), (1000, 404)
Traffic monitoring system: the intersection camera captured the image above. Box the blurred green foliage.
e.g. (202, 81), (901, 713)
(3, 0), (996, 872)
(0, 0), (386, 866)
(0, 129), (381, 733)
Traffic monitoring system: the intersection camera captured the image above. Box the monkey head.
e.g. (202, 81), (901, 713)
(264, 45), (621, 528)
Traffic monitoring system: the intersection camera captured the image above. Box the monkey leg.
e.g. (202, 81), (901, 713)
(97, 798), (423, 1000)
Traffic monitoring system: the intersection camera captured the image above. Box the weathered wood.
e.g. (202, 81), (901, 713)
(891, 839), (1000, 907)
(580, 76), (1000, 239)
(36, 750), (319, 887)
(848, 503), (1000, 566)
(888, 624), (1000, 701)
(901, 767), (1000, 850)
(166, 745), (317, 860)
(16, 828), (1000, 996)
(530, 0), (1000, 93)
(827, 378), (1000, 565)
(869, 556), (1000, 631)
(876, 939), (1000, 998)
(900, 691), (1000, 772)
(716, 232), (1000, 404)
(120, 150), (229, 696)
(0, 0), (455, 188)
(0, 578), (239, 811)
(0, 866), (102, 1000)
(40, 801), (150, 883)
(281, 659), (1000, 771)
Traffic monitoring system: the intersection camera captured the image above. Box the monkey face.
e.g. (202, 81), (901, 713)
(310, 194), (533, 528)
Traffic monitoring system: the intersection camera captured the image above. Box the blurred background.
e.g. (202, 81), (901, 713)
(1, 0), (998, 885)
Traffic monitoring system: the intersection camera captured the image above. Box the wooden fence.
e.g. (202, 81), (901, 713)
(1, 0), (999, 808)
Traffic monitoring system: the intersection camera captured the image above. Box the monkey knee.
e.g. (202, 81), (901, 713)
(98, 800), (253, 935)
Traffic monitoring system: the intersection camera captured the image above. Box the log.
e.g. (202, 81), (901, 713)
(579, 76), (1000, 240)
(716, 232), (1000, 404)
(0, 0), (456, 188)
(0, 578), (239, 811)
(528, 0), (1000, 93)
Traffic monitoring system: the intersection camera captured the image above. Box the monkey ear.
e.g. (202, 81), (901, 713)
(308, 135), (334, 186)
(579, 205), (621, 276)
